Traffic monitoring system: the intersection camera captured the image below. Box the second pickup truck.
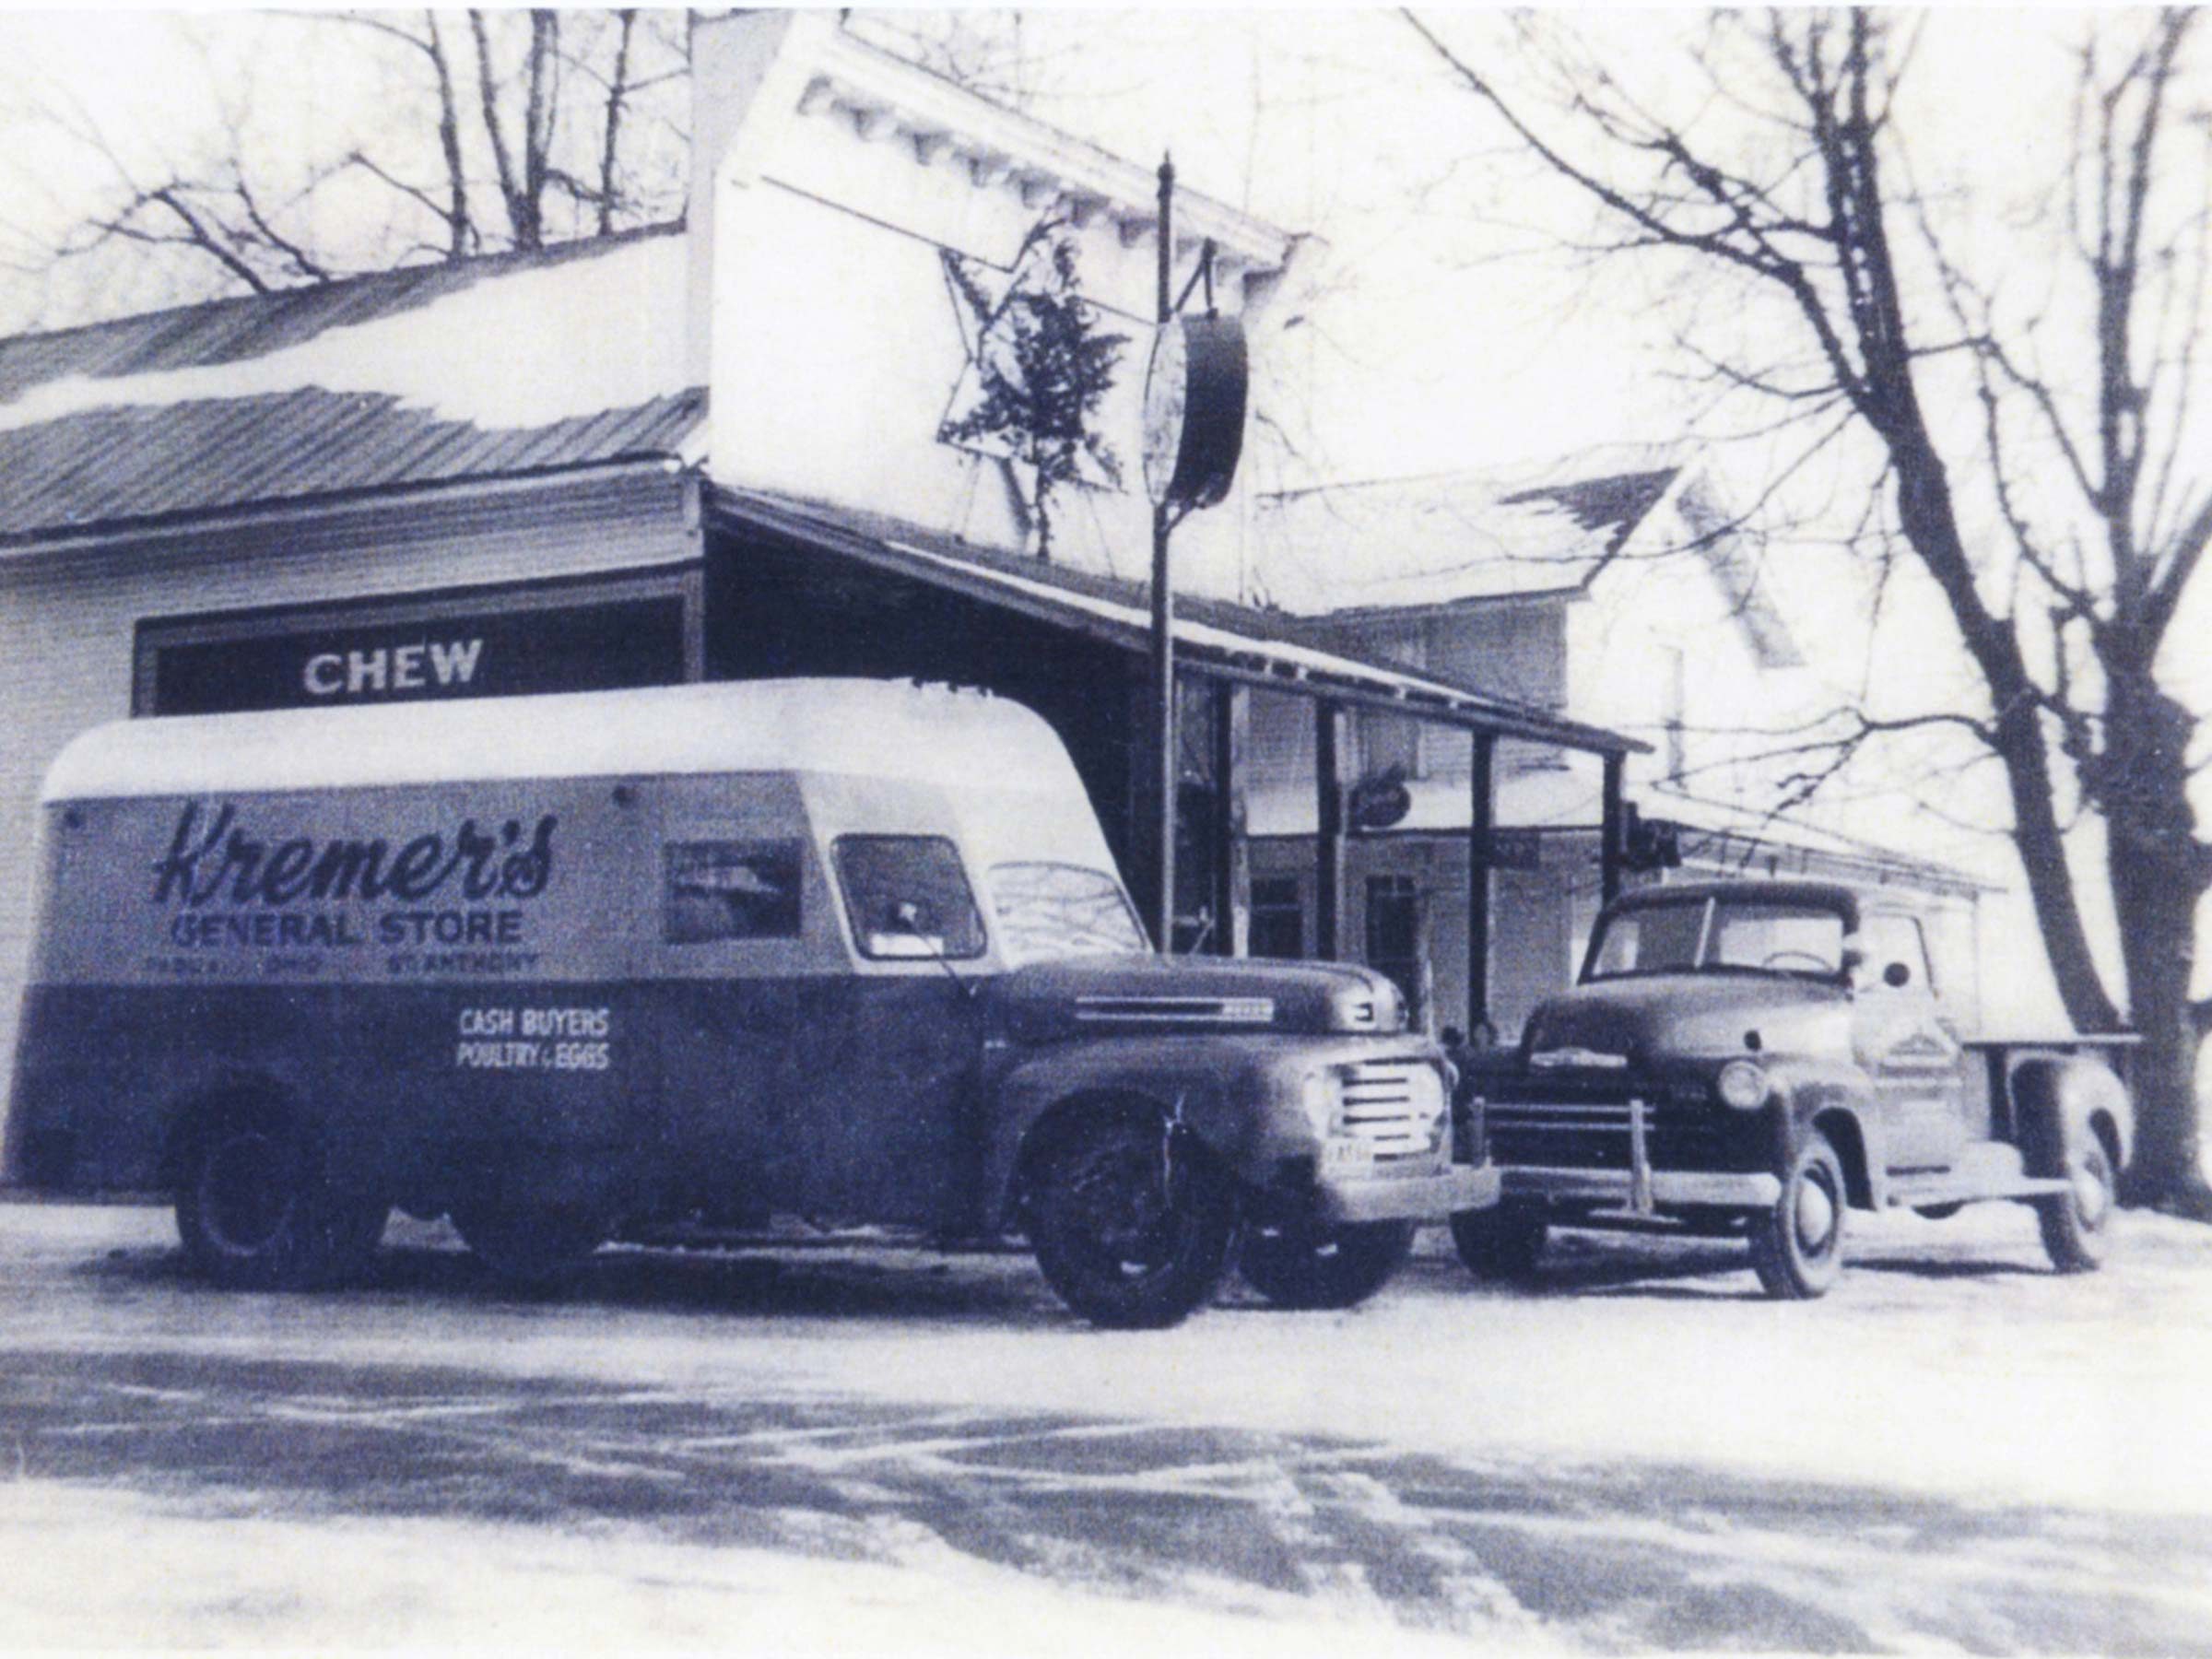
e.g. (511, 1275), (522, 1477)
(1453, 879), (2133, 1298)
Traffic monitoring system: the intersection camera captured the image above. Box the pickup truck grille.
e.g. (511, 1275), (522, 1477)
(1486, 1084), (1757, 1173)
(1335, 1060), (1447, 1160)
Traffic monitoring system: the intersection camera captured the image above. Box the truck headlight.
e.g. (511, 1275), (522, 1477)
(1300, 1068), (1342, 1134)
(1715, 1058), (1770, 1112)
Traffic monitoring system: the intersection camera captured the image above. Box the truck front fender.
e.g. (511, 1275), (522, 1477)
(1767, 1058), (1885, 1209)
(984, 1038), (1334, 1228)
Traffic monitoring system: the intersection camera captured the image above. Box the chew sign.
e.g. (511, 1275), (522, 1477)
(143, 594), (687, 715)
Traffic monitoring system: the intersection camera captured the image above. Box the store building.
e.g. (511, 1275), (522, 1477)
(0, 13), (1646, 1089)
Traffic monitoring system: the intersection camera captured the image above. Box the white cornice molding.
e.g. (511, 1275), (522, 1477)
(798, 29), (1296, 276)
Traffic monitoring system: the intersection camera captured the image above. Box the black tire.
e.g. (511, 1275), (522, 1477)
(1240, 1219), (1414, 1311)
(1449, 1206), (1547, 1281)
(175, 1112), (384, 1290)
(1028, 1112), (1236, 1329)
(1748, 1134), (1848, 1300)
(2036, 1136), (2116, 1274)
(453, 1204), (605, 1292)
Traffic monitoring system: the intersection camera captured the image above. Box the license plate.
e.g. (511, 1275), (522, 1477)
(1324, 1139), (1375, 1169)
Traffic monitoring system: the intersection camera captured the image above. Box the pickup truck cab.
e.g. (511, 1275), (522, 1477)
(6, 679), (1493, 1326)
(1453, 879), (2132, 1298)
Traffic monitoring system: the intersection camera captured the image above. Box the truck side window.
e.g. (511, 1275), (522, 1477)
(665, 841), (805, 943)
(833, 835), (986, 960)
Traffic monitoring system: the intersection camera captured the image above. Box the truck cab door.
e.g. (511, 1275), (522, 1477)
(1851, 911), (1968, 1173)
(801, 831), (990, 1231)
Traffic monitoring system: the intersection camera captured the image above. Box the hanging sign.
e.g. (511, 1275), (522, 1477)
(1141, 314), (1248, 509)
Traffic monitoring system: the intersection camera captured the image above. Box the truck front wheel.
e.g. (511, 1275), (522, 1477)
(1748, 1134), (1847, 1300)
(2035, 1137), (2115, 1273)
(1240, 1218), (1414, 1310)
(1028, 1113), (1236, 1329)
(175, 1111), (386, 1291)
(1449, 1206), (1547, 1282)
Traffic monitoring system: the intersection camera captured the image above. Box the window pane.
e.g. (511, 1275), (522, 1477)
(833, 836), (986, 960)
(1708, 903), (1844, 973)
(665, 841), (803, 944)
(1591, 902), (1704, 976)
(1251, 875), (1303, 959)
(988, 864), (1147, 965)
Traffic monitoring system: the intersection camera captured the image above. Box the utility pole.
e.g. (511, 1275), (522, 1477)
(1150, 154), (1176, 953)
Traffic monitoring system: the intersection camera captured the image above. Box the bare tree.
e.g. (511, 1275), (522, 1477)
(1405, 7), (2212, 1209)
(11, 9), (688, 321)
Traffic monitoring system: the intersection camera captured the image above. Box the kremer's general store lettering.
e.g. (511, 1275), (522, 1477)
(151, 802), (557, 907)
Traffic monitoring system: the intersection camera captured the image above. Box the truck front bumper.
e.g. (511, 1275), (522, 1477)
(1316, 1161), (1500, 1224)
(1500, 1166), (1782, 1211)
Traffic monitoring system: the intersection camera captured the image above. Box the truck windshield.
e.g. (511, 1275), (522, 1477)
(988, 863), (1149, 966)
(1588, 897), (1847, 981)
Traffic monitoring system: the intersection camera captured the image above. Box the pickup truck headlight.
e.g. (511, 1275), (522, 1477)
(1300, 1068), (1342, 1133)
(1715, 1058), (1770, 1112)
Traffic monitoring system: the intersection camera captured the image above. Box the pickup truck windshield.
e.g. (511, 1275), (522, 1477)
(988, 863), (1149, 966)
(1588, 897), (1847, 982)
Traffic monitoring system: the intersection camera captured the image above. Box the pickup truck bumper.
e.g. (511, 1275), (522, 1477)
(1500, 1166), (1783, 1211)
(1317, 1162), (1500, 1224)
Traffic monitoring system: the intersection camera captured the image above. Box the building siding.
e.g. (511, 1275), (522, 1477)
(0, 466), (700, 1101)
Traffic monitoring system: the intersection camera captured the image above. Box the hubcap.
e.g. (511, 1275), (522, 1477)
(1794, 1175), (1837, 1254)
(2073, 1156), (2112, 1225)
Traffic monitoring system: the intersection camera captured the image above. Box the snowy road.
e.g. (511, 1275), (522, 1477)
(3, 1202), (2210, 1653)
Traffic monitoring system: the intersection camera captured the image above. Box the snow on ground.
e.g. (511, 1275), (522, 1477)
(9, 1200), (2212, 1524)
(0, 1477), (1495, 1655)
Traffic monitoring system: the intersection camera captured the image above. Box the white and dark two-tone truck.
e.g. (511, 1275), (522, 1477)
(6, 678), (1495, 1326)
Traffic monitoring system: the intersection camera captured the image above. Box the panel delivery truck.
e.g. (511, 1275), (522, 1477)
(6, 678), (1493, 1326)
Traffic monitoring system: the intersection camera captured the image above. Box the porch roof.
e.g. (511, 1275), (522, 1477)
(704, 484), (1648, 758)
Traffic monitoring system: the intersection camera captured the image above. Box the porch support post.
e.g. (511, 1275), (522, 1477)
(1468, 731), (1495, 1033)
(1314, 699), (1347, 960)
(1600, 750), (1626, 908)
(1210, 680), (1249, 957)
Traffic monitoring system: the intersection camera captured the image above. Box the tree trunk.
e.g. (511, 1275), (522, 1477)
(2098, 665), (2211, 1211)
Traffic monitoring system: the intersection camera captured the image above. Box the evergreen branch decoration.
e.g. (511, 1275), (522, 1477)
(938, 218), (1129, 560)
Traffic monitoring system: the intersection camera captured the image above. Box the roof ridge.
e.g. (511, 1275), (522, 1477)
(0, 220), (684, 356)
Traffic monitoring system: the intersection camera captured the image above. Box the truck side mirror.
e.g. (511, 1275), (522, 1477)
(1883, 960), (1912, 989)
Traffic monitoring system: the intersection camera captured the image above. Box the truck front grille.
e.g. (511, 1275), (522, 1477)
(1487, 1089), (1753, 1173)
(1335, 1060), (1447, 1160)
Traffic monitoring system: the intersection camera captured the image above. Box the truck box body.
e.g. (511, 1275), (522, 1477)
(8, 678), (1488, 1324)
(8, 680), (1116, 1229)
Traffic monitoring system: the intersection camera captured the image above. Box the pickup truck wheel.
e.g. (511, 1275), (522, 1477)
(175, 1113), (385, 1291)
(1449, 1206), (1547, 1281)
(1748, 1135), (1847, 1300)
(1240, 1219), (1414, 1310)
(2035, 1139), (2115, 1273)
(454, 1205), (605, 1292)
(1029, 1115), (1235, 1329)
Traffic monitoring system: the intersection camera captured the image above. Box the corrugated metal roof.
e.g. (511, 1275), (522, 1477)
(0, 227), (678, 401)
(0, 385), (703, 542)
(0, 226), (698, 544)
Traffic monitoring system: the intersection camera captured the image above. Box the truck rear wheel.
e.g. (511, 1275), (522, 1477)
(453, 1204), (606, 1292)
(2035, 1137), (2115, 1273)
(1748, 1134), (1847, 1300)
(175, 1111), (385, 1291)
(1028, 1113), (1235, 1329)
(1449, 1206), (1547, 1282)
(1240, 1219), (1414, 1310)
